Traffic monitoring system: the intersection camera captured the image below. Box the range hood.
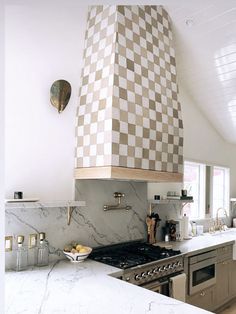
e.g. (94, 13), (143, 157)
(75, 5), (183, 182)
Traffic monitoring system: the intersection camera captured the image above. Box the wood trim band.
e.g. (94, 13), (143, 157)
(74, 166), (183, 182)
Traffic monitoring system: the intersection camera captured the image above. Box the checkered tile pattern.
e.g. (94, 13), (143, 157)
(75, 5), (183, 173)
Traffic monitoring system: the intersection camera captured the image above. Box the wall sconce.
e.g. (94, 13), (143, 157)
(50, 79), (71, 113)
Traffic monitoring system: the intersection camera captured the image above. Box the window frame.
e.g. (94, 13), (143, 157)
(183, 160), (205, 219)
(211, 166), (230, 218)
(183, 160), (230, 220)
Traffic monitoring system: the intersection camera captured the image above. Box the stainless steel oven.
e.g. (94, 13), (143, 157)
(141, 272), (184, 296)
(189, 250), (217, 295)
(142, 277), (170, 295)
(121, 256), (185, 298)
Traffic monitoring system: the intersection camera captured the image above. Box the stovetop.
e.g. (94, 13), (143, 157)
(89, 241), (182, 269)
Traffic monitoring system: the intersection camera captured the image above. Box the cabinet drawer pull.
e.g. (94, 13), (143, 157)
(200, 291), (206, 297)
(223, 261), (227, 265)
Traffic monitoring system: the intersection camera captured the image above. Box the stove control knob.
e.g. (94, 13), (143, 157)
(147, 270), (154, 276)
(141, 272), (148, 278)
(169, 263), (174, 269)
(153, 267), (160, 273)
(159, 266), (165, 272)
(126, 277), (130, 281)
(134, 274), (142, 281)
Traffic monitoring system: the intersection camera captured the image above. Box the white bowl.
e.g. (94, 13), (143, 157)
(63, 247), (92, 262)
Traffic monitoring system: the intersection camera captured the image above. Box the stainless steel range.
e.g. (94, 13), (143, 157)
(89, 241), (184, 296)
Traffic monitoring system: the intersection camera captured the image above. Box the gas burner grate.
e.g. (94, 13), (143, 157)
(89, 241), (181, 269)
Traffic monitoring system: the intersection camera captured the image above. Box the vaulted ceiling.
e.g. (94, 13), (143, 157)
(165, 1), (236, 144)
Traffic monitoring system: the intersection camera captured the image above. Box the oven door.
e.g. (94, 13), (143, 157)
(189, 257), (216, 295)
(142, 279), (170, 296)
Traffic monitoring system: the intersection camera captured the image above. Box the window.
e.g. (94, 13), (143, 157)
(212, 166), (229, 217)
(183, 161), (205, 219)
(183, 161), (230, 219)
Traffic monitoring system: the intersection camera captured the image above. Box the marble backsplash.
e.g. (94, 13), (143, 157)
(5, 180), (149, 269)
(6, 179), (231, 270)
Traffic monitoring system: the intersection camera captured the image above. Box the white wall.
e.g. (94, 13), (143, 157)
(148, 182), (182, 200)
(148, 86), (236, 199)
(180, 87), (236, 197)
(5, 3), (88, 201)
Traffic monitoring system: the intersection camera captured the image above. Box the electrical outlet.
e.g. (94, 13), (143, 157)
(29, 234), (37, 248)
(5, 236), (13, 252)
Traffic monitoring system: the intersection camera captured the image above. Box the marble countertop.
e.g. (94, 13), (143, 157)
(7, 230), (236, 314)
(5, 259), (211, 314)
(159, 228), (236, 255)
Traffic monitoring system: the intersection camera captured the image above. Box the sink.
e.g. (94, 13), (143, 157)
(207, 229), (236, 237)
(206, 229), (236, 261)
(211, 233), (227, 237)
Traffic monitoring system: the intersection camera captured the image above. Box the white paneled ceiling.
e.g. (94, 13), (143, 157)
(165, 1), (236, 144)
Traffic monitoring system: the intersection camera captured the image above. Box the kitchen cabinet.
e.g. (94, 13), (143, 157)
(230, 261), (236, 297)
(186, 286), (215, 311)
(215, 245), (233, 307)
(186, 249), (217, 311)
(215, 259), (231, 306)
(186, 244), (234, 312)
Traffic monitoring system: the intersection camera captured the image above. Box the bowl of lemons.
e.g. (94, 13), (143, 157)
(63, 242), (92, 262)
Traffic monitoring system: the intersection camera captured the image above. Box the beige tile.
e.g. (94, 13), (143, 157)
(76, 5), (183, 173)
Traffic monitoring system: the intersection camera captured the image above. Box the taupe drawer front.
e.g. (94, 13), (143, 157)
(187, 286), (215, 311)
(217, 245), (232, 262)
(189, 250), (217, 265)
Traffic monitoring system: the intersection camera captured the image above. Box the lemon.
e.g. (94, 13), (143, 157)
(79, 247), (89, 253)
(76, 244), (83, 251)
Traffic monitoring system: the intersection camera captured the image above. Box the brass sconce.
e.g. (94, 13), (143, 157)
(50, 79), (71, 113)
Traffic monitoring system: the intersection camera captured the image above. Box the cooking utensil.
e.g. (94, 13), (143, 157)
(146, 205), (161, 244)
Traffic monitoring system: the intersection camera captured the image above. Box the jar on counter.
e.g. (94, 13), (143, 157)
(15, 235), (28, 271)
(37, 232), (49, 267)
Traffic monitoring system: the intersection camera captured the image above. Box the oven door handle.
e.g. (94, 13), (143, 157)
(142, 279), (169, 291)
(159, 280), (169, 286)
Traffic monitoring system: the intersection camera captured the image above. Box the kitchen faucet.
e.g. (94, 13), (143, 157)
(216, 208), (228, 231)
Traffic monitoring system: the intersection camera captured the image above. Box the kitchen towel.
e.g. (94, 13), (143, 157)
(170, 273), (186, 302)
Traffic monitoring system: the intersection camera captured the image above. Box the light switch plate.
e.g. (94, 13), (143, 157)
(29, 234), (37, 248)
(5, 236), (13, 252)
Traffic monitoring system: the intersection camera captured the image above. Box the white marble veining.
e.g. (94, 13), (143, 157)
(5, 259), (211, 314)
(5, 181), (148, 269)
(8, 229), (236, 313)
